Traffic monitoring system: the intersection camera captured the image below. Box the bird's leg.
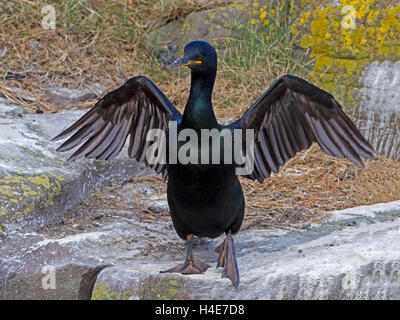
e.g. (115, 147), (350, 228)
(216, 237), (228, 268)
(160, 235), (210, 275)
(216, 231), (240, 288)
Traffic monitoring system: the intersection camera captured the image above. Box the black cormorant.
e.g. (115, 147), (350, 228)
(52, 41), (375, 288)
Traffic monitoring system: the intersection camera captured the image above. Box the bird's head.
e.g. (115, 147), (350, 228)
(172, 41), (217, 72)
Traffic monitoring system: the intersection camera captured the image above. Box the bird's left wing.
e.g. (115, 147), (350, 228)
(226, 75), (375, 182)
(52, 76), (182, 177)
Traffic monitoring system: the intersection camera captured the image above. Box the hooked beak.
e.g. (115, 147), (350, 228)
(171, 56), (202, 68)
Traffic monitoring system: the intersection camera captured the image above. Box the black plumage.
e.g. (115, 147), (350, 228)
(53, 41), (374, 288)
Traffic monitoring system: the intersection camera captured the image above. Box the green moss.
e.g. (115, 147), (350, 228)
(92, 282), (133, 300)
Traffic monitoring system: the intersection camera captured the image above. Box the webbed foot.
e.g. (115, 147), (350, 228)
(216, 231), (240, 288)
(160, 234), (210, 275)
(160, 258), (209, 274)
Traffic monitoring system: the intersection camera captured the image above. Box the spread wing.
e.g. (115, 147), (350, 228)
(52, 76), (182, 178)
(227, 75), (375, 182)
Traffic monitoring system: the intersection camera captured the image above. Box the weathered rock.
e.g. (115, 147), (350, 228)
(0, 86), (36, 102)
(91, 204), (400, 300)
(0, 84), (105, 108)
(0, 98), (151, 231)
(177, 6), (244, 53)
(147, 4), (246, 63)
(0, 231), (110, 299)
(291, 0), (400, 160)
(41, 84), (105, 109)
(1, 171), (399, 300)
(328, 200), (400, 222)
(147, 21), (183, 66)
(353, 61), (400, 160)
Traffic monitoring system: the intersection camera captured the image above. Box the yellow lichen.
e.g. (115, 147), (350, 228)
(244, 0), (288, 28)
(0, 207), (7, 217)
(23, 202), (36, 215)
(292, 0), (400, 108)
(28, 175), (51, 189)
(92, 282), (133, 300)
(0, 185), (14, 197)
(0, 173), (66, 223)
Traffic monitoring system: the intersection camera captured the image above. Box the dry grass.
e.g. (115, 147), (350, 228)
(1, 0), (399, 227)
(0, 0), (297, 114)
(0, 0), (237, 112)
(240, 145), (400, 228)
(144, 0), (238, 24)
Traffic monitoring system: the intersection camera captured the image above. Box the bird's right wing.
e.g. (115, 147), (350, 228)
(52, 76), (182, 178)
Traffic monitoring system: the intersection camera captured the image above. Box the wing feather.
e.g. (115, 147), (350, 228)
(259, 129), (279, 173)
(53, 76), (182, 179)
(52, 108), (99, 141)
(227, 75), (374, 182)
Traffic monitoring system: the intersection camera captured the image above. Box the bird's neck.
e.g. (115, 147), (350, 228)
(182, 69), (218, 130)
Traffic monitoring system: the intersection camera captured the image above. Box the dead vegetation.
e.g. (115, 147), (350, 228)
(1, 0), (399, 225)
(0, 0), (238, 112)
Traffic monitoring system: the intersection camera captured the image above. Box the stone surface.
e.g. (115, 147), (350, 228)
(291, 0), (400, 160)
(353, 61), (400, 160)
(1, 86), (36, 102)
(147, 4), (246, 63)
(147, 21), (183, 66)
(91, 202), (400, 300)
(0, 231), (109, 299)
(0, 98), (150, 230)
(41, 84), (104, 109)
(0, 84), (105, 108)
(177, 6), (244, 54)
(1, 171), (399, 299)
(329, 201), (400, 222)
